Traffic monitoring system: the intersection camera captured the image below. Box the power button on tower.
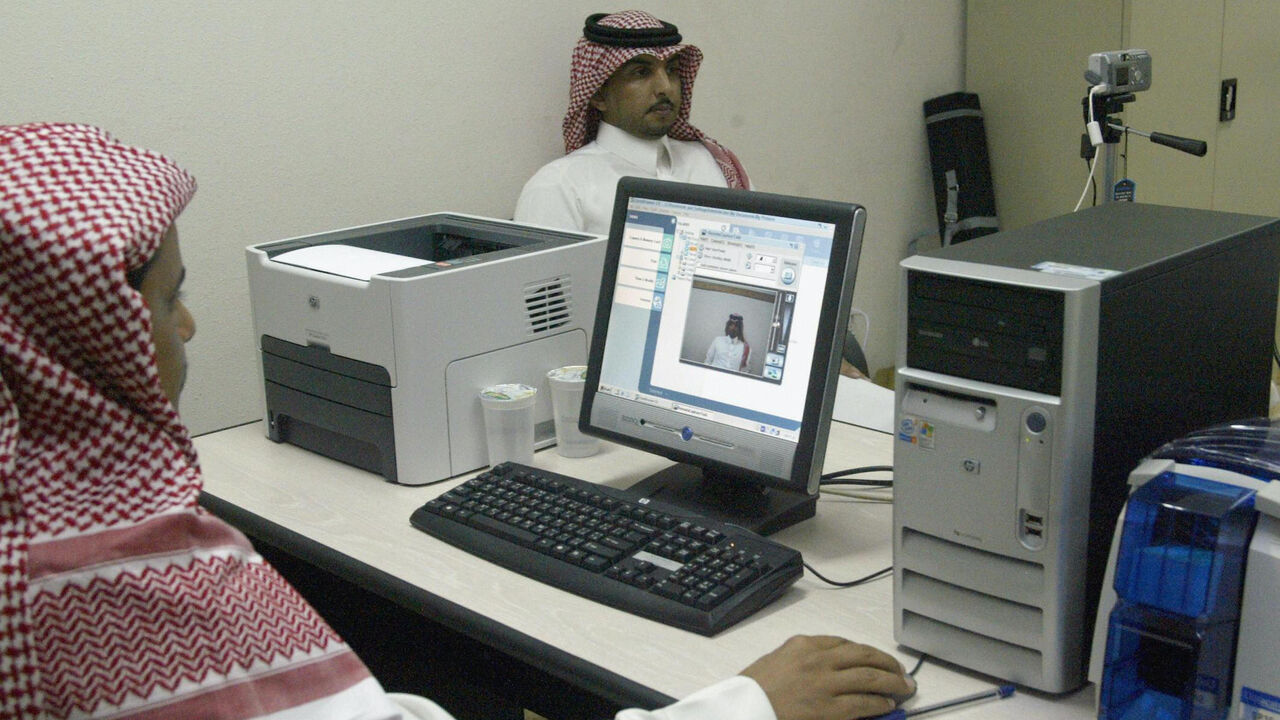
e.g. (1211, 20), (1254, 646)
(1026, 411), (1048, 434)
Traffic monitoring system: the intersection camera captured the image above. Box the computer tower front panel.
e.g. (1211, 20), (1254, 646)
(893, 258), (1100, 692)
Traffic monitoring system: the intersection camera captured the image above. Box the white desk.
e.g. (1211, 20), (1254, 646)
(194, 420), (1094, 718)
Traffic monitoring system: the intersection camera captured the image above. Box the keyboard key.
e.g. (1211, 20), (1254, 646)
(652, 579), (683, 599)
(697, 585), (731, 610)
(469, 514), (538, 546)
(582, 554), (611, 572)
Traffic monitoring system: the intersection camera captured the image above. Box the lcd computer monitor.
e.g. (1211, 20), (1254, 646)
(580, 177), (866, 535)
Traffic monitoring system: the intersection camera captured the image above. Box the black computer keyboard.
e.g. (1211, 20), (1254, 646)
(409, 462), (803, 635)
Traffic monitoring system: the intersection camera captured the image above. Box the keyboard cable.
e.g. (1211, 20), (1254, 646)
(803, 562), (892, 588)
(806, 465), (896, 584)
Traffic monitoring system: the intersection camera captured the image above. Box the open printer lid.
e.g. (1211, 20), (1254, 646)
(255, 213), (596, 281)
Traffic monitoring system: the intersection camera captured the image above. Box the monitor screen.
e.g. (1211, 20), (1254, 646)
(581, 178), (865, 535)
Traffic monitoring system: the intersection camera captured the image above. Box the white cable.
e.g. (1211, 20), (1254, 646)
(1087, 83), (1109, 121)
(821, 487), (894, 504)
(1075, 85), (1105, 212)
(1073, 154), (1098, 212)
(1085, 84), (1106, 147)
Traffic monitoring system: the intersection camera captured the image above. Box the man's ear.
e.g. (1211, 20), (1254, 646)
(589, 90), (608, 113)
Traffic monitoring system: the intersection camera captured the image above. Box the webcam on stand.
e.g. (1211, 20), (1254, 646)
(1077, 49), (1206, 207)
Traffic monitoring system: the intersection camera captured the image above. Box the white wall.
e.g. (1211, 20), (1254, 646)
(2, 0), (963, 435)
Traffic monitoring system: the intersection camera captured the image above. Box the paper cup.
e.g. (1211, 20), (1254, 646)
(479, 383), (538, 467)
(546, 366), (599, 458)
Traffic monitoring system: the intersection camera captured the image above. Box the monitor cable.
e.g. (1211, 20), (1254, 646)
(820, 465), (894, 503)
(820, 465), (894, 485)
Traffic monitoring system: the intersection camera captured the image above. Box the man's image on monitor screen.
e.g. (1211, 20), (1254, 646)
(703, 312), (751, 373)
(679, 278), (799, 382)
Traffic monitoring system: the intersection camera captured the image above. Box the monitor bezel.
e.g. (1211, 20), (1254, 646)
(580, 177), (866, 501)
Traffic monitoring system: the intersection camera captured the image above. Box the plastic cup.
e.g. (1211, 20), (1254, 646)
(479, 383), (538, 467)
(546, 365), (600, 458)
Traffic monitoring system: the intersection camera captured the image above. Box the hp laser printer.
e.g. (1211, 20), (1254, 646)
(1090, 419), (1280, 720)
(246, 214), (604, 485)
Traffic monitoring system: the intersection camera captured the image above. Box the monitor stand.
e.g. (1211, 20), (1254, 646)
(625, 463), (817, 536)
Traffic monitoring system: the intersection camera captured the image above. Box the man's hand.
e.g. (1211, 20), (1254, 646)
(740, 635), (915, 720)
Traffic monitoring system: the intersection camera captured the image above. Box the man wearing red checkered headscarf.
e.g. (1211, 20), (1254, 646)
(0, 123), (420, 719)
(514, 10), (751, 236)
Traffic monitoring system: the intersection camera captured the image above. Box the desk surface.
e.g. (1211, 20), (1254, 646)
(194, 420), (1094, 718)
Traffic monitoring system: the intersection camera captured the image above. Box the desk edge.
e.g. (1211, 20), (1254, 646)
(198, 490), (677, 710)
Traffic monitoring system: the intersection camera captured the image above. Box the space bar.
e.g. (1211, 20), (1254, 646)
(468, 514), (538, 546)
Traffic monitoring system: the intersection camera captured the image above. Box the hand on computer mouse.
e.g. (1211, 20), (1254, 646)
(888, 673), (918, 705)
(739, 635), (914, 720)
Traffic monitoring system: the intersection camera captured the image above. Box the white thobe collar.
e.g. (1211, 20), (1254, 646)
(595, 122), (675, 175)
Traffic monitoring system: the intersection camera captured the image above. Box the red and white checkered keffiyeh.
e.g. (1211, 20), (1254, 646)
(0, 124), (374, 718)
(563, 10), (749, 189)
